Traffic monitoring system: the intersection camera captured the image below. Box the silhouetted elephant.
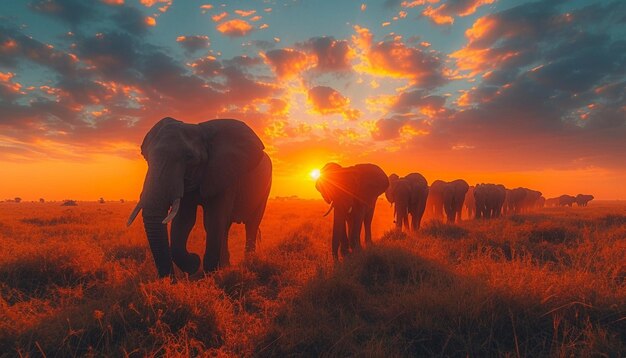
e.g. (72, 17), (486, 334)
(505, 188), (527, 214)
(315, 163), (388, 260)
(474, 184), (506, 219)
(521, 189), (542, 212)
(426, 180), (446, 220)
(558, 195), (577, 207)
(575, 194), (594, 207)
(127, 118), (272, 277)
(443, 179), (469, 223)
(464, 186), (475, 219)
(385, 173), (429, 232)
(545, 197), (559, 207)
(536, 196), (546, 208)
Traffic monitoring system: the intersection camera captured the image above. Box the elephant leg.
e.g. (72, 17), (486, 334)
(244, 200), (265, 254)
(363, 205), (374, 246)
(333, 208), (349, 260)
(170, 194), (200, 275)
(244, 220), (260, 254)
(202, 192), (235, 272)
(349, 205), (365, 252)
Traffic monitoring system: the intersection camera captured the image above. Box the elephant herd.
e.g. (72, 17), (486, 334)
(128, 118), (595, 277)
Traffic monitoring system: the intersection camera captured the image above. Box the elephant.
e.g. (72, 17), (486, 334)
(464, 186), (475, 219)
(504, 187), (527, 214)
(558, 194), (577, 207)
(474, 183), (506, 219)
(575, 194), (594, 207)
(545, 197), (559, 207)
(385, 173), (429, 232)
(521, 189), (542, 212)
(127, 117), (272, 278)
(315, 163), (388, 260)
(536, 196), (546, 209)
(442, 179), (469, 223)
(426, 180), (446, 220)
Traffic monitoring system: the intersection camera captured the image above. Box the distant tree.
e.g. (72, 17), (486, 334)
(39, 198), (45, 203)
(99, 197), (105, 204)
(14, 197), (21, 203)
(120, 199), (125, 203)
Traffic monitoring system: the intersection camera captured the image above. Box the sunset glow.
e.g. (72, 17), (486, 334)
(310, 169), (321, 181)
(0, 0), (625, 201)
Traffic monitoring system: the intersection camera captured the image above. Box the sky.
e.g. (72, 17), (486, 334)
(0, 0), (625, 201)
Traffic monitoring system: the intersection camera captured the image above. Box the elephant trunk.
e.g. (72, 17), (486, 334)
(138, 164), (184, 278)
(143, 217), (172, 277)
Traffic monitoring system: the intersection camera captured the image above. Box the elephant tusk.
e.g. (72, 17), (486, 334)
(162, 198), (181, 224)
(323, 202), (334, 217)
(127, 202), (142, 227)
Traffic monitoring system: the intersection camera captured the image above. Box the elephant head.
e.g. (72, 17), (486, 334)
(315, 163), (388, 259)
(128, 117), (266, 277)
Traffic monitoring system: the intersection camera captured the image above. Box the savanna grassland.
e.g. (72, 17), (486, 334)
(0, 199), (624, 357)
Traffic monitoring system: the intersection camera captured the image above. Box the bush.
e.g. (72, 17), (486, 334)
(422, 220), (468, 240)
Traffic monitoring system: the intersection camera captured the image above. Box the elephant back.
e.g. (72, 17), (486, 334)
(351, 164), (389, 203)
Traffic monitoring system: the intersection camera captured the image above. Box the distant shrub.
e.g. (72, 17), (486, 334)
(422, 220), (468, 240)
(61, 200), (77, 206)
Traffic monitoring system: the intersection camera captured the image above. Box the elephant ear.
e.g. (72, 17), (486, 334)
(141, 117), (182, 159)
(199, 119), (265, 198)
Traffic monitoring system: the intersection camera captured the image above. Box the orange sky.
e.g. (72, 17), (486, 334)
(1, 1), (625, 201)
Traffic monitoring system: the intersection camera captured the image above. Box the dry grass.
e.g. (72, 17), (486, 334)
(0, 200), (624, 357)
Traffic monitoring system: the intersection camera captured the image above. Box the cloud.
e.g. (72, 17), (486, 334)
(307, 86), (360, 120)
(29, 0), (97, 26)
(371, 114), (430, 140)
(301, 37), (354, 72)
(421, 0), (496, 25)
(111, 5), (153, 35)
(262, 48), (310, 79)
(352, 26), (448, 88)
(234, 9), (256, 17)
(176, 35), (210, 53)
(216, 19), (254, 37)
(211, 12), (228, 22)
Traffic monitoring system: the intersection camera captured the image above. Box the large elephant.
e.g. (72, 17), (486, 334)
(127, 118), (272, 278)
(558, 194), (577, 207)
(442, 179), (469, 223)
(474, 183), (506, 219)
(385, 173), (429, 232)
(426, 180), (446, 220)
(545, 197), (559, 207)
(315, 163), (388, 260)
(575, 194), (594, 207)
(464, 186), (475, 219)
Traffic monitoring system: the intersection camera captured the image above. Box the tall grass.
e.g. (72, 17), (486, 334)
(0, 200), (624, 356)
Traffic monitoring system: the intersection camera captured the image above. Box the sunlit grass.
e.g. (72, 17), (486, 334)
(0, 200), (624, 356)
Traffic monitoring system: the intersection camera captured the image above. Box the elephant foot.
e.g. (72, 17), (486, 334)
(173, 253), (200, 275)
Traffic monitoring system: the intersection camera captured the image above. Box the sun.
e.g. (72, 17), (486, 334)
(309, 168), (321, 180)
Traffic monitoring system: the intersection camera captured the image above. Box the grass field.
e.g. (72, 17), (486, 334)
(0, 199), (624, 357)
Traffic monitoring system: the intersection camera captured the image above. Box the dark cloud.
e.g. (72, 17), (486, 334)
(29, 0), (97, 26)
(176, 35), (210, 54)
(300, 36), (352, 72)
(111, 5), (151, 35)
